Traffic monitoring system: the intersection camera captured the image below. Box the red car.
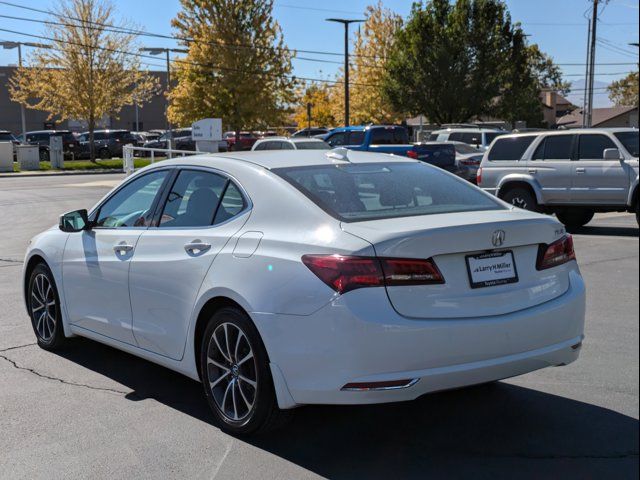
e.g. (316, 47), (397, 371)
(224, 131), (258, 151)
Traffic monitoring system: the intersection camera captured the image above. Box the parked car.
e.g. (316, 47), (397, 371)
(143, 128), (195, 152)
(429, 127), (507, 151)
(252, 137), (330, 151)
(292, 127), (331, 138)
(224, 131), (259, 151)
(25, 148), (585, 435)
(75, 130), (138, 160)
(478, 128), (639, 227)
(449, 141), (485, 183)
(143, 128), (228, 154)
(18, 130), (79, 161)
(325, 125), (458, 173)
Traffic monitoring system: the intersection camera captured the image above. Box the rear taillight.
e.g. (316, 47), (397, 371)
(460, 156), (482, 166)
(536, 235), (576, 270)
(406, 150), (419, 159)
(476, 167), (483, 185)
(380, 258), (444, 286)
(302, 254), (444, 294)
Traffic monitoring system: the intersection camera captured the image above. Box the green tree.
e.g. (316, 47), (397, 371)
(9, 0), (157, 161)
(608, 71), (639, 106)
(168, 0), (296, 144)
(383, 0), (565, 126)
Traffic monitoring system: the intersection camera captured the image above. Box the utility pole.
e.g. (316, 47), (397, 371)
(583, 0), (602, 127)
(306, 102), (312, 137)
(1, 41), (51, 138)
(326, 18), (364, 127)
(140, 47), (187, 154)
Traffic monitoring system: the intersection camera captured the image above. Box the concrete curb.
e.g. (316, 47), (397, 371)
(0, 169), (123, 179)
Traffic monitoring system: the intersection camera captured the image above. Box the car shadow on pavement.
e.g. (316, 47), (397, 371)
(54, 339), (639, 479)
(571, 225), (639, 237)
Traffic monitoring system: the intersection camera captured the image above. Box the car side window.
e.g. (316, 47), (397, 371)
(214, 182), (247, 224)
(95, 171), (168, 228)
(159, 170), (227, 228)
(487, 136), (537, 161)
(280, 141), (295, 150)
(326, 132), (346, 147)
(348, 131), (365, 145)
(370, 128), (394, 145)
(534, 135), (574, 160)
(578, 134), (617, 160)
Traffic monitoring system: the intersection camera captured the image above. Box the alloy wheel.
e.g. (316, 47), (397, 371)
(511, 196), (528, 209)
(31, 273), (56, 342)
(206, 322), (258, 423)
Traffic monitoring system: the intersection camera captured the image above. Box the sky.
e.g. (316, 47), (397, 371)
(1, 0), (638, 107)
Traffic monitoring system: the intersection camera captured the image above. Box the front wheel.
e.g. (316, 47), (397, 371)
(98, 148), (111, 160)
(199, 307), (290, 435)
(28, 263), (66, 350)
(39, 149), (50, 162)
(556, 209), (595, 230)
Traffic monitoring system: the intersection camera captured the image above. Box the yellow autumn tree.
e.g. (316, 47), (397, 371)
(331, 2), (404, 125)
(293, 82), (336, 128)
(168, 0), (296, 139)
(9, 0), (157, 161)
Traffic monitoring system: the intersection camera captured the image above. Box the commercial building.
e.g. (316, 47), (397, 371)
(0, 66), (170, 134)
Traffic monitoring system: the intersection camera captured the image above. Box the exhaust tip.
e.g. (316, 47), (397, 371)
(341, 378), (419, 391)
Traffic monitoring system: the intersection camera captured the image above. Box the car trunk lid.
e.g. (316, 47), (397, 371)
(341, 209), (570, 318)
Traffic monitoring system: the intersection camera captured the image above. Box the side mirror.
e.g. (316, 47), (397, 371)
(59, 209), (90, 232)
(603, 148), (622, 161)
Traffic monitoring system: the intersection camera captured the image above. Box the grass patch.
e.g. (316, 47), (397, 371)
(12, 158), (158, 173)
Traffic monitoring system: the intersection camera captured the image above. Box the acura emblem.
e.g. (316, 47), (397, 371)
(492, 230), (506, 247)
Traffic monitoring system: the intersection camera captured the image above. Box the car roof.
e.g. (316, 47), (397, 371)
(432, 128), (504, 133)
(494, 127), (637, 140)
(146, 149), (417, 170)
(25, 130), (72, 134)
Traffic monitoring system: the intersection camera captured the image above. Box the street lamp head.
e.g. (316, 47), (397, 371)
(0, 41), (19, 50)
(326, 18), (365, 25)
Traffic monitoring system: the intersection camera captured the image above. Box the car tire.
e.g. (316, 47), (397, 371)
(556, 209), (595, 230)
(635, 199), (639, 227)
(98, 148), (111, 160)
(27, 263), (66, 350)
(39, 149), (50, 162)
(199, 306), (291, 435)
(501, 187), (539, 212)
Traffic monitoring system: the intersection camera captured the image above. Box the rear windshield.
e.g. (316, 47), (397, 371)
(614, 132), (639, 157)
(295, 141), (330, 150)
(274, 162), (502, 222)
(488, 135), (537, 161)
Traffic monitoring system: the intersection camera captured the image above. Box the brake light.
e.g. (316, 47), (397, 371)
(537, 235), (576, 270)
(406, 150), (419, 159)
(302, 254), (444, 294)
(476, 167), (483, 185)
(380, 258), (444, 285)
(460, 157), (481, 166)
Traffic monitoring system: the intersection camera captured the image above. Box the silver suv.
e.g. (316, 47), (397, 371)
(478, 128), (639, 228)
(429, 127), (506, 151)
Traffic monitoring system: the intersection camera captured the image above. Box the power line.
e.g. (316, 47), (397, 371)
(0, 27), (384, 88)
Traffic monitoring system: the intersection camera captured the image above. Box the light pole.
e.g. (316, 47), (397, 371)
(1, 41), (51, 139)
(326, 18), (364, 127)
(140, 47), (187, 153)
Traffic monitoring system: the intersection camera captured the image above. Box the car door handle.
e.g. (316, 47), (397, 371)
(113, 243), (134, 254)
(576, 168), (586, 173)
(528, 168), (537, 174)
(184, 241), (211, 254)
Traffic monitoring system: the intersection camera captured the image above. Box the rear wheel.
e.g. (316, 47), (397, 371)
(501, 187), (539, 212)
(27, 263), (66, 350)
(556, 208), (595, 230)
(199, 307), (290, 435)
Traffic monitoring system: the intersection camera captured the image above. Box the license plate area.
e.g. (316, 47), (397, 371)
(466, 250), (518, 289)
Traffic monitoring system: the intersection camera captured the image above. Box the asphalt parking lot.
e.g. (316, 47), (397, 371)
(0, 173), (638, 479)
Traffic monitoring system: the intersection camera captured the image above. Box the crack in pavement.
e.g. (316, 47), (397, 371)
(0, 352), (131, 396)
(0, 343), (36, 353)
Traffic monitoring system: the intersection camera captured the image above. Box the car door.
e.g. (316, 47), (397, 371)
(128, 168), (250, 360)
(529, 134), (575, 204)
(62, 170), (171, 344)
(572, 133), (629, 205)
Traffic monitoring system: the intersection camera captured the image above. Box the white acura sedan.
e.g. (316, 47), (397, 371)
(23, 149), (585, 434)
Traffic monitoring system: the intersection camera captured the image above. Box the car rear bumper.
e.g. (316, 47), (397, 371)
(253, 267), (585, 408)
